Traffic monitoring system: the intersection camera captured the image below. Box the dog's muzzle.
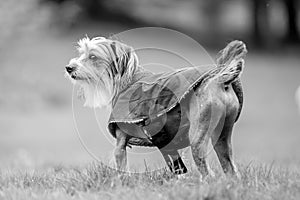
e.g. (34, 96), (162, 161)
(65, 64), (79, 79)
(65, 65), (76, 74)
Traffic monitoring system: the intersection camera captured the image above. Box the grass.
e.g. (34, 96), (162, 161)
(0, 162), (299, 200)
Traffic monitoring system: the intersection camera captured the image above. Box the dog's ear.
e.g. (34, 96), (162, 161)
(109, 41), (138, 77)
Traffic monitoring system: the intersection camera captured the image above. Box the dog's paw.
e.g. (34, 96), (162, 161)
(177, 173), (188, 180)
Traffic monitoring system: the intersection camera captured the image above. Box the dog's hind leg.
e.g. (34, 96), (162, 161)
(211, 116), (238, 176)
(189, 125), (212, 177)
(160, 149), (188, 174)
(188, 96), (217, 178)
(114, 128), (129, 171)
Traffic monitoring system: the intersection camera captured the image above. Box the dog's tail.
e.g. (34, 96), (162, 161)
(214, 40), (247, 85)
(214, 58), (244, 85)
(212, 40), (247, 122)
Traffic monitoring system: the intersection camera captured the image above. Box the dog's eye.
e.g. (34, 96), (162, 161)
(89, 54), (97, 60)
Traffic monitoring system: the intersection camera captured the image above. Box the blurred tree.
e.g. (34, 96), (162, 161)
(40, 0), (107, 18)
(201, 0), (222, 39)
(40, 0), (139, 25)
(78, 0), (107, 18)
(252, 0), (299, 46)
(252, 0), (270, 46)
(282, 0), (299, 43)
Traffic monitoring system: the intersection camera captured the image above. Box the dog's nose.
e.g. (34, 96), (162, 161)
(65, 65), (75, 74)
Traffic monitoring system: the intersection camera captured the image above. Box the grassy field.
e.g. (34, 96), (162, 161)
(0, 162), (300, 200)
(1, 7), (300, 199)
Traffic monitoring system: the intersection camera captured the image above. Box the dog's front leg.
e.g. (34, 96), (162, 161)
(160, 149), (188, 175)
(114, 128), (129, 171)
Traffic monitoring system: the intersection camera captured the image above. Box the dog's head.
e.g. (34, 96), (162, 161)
(65, 36), (139, 108)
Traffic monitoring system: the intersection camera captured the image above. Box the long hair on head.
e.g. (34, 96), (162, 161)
(76, 36), (140, 108)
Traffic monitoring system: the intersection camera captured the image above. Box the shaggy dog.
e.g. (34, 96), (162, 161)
(65, 36), (247, 177)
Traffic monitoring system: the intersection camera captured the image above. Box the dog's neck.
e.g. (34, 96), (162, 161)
(119, 67), (141, 90)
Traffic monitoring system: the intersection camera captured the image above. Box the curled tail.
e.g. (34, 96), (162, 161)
(216, 58), (244, 85)
(215, 40), (247, 85)
(214, 40), (247, 122)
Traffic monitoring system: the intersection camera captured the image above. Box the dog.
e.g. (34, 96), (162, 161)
(65, 36), (247, 177)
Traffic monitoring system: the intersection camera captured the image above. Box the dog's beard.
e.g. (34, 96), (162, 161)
(71, 72), (114, 108)
(80, 83), (111, 108)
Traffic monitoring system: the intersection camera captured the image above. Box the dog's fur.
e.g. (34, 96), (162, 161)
(66, 37), (247, 177)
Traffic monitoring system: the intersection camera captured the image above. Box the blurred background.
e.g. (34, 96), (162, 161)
(0, 0), (299, 170)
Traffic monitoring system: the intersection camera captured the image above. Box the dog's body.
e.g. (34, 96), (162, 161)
(66, 37), (247, 177)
